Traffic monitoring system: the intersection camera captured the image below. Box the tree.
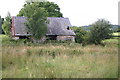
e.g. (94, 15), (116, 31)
(88, 19), (113, 44)
(2, 12), (11, 36)
(71, 26), (88, 44)
(0, 16), (2, 34)
(116, 27), (120, 32)
(17, 1), (63, 17)
(1, 18), (5, 34)
(17, 1), (63, 41)
(24, 3), (48, 40)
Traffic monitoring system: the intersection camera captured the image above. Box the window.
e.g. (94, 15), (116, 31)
(67, 26), (70, 30)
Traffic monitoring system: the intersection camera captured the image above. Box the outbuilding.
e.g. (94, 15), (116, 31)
(11, 16), (76, 42)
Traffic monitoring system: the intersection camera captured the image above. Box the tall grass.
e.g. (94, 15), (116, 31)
(2, 40), (118, 78)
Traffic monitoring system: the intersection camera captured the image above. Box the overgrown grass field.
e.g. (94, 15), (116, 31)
(1, 35), (118, 78)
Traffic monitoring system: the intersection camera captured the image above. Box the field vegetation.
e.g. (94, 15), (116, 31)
(1, 0), (119, 78)
(1, 35), (118, 78)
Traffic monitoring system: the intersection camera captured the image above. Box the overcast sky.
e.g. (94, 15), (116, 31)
(0, 0), (119, 26)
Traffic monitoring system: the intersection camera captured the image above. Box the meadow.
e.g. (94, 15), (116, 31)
(1, 35), (119, 78)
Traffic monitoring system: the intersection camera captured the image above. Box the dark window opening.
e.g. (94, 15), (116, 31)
(19, 36), (29, 39)
(46, 35), (57, 40)
(67, 26), (70, 30)
(27, 32), (29, 34)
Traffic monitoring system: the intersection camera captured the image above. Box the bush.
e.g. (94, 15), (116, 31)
(72, 27), (88, 44)
(88, 19), (113, 44)
(116, 27), (120, 32)
(2, 12), (11, 36)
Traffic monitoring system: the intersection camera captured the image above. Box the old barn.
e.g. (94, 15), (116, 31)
(11, 16), (76, 42)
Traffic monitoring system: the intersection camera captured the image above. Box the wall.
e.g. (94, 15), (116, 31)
(57, 36), (75, 42)
(31, 36), (46, 43)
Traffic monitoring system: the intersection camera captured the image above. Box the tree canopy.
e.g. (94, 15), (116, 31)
(88, 19), (113, 44)
(17, 1), (63, 41)
(71, 26), (89, 45)
(2, 12), (11, 36)
(23, 3), (48, 40)
(17, 1), (63, 17)
(0, 16), (2, 34)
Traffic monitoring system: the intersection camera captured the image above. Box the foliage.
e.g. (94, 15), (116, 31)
(17, 1), (63, 40)
(2, 12), (11, 36)
(1, 34), (118, 78)
(1, 18), (4, 24)
(18, 2), (48, 40)
(2, 37), (118, 78)
(1, 35), (29, 46)
(17, 1), (63, 17)
(70, 26), (80, 31)
(0, 16), (5, 34)
(71, 26), (89, 44)
(88, 19), (113, 44)
(1, 18), (5, 34)
(116, 27), (120, 32)
(0, 16), (2, 34)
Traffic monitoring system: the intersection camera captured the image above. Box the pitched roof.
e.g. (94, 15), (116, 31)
(12, 16), (30, 36)
(46, 17), (75, 36)
(12, 16), (75, 36)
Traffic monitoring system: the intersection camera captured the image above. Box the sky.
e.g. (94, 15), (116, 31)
(0, 0), (119, 26)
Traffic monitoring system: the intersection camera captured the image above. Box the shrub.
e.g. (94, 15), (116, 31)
(73, 27), (88, 44)
(2, 12), (11, 36)
(88, 19), (113, 45)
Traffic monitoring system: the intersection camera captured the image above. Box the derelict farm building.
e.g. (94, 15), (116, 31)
(11, 16), (76, 42)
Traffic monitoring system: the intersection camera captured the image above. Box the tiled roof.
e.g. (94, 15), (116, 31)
(12, 16), (75, 36)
